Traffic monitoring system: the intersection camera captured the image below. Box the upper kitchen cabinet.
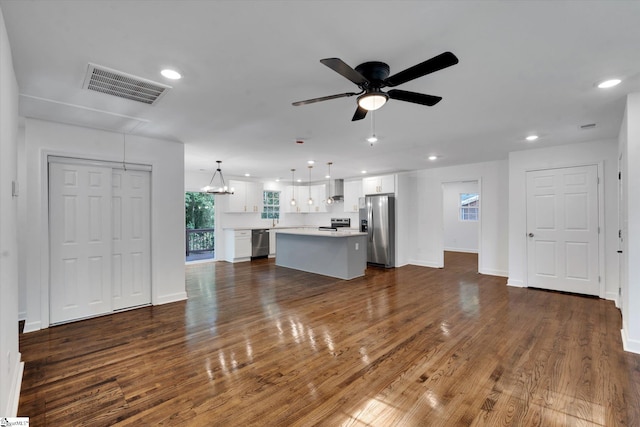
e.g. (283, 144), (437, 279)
(362, 174), (395, 195)
(306, 184), (327, 213)
(284, 185), (304, 213)
(343, 180), (363, 213)
(226, 180), (264, 213)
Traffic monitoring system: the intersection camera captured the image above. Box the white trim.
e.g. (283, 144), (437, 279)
(6, 358), (24, 417)
(507, 279), (526, 287)
(48, 155), (152, 171)
(479, 268), (508, 277)
(408, 259), (442, 269)
(155, 291), (188, 305)
(621, 328), (640, 354)
(443, 247), (478, 254)
(23, 320), (42, 334)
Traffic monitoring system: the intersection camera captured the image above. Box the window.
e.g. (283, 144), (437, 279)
(261, 190), (280, 220)
(459, 193), (479, 221)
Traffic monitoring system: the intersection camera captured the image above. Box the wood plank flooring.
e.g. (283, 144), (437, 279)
(18, 252), (640, 426)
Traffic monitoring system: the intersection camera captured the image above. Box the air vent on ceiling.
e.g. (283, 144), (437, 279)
(580, 123), (597, 130)
(82, 63), (171, 105)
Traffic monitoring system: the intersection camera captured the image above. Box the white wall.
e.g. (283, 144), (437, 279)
(21, 119), (187, 332)
(507, 140), (619, 301)
(620, 93), (640, 353)
(0, 5), (22, 416)
(401, 160), (509, 276)
(443, 181), (479, 253)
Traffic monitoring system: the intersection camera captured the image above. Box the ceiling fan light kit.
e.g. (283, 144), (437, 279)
(292, 51), (458, 121)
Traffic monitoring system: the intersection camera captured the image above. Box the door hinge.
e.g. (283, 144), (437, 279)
(598, 276), (601, 283)
(597, 177), (600, 184)
(619, 287), (622, 295)
(598, 226), (600, 234)
(619, 171), (622, 180)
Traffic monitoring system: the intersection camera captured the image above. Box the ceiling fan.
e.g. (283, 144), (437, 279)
(292, 51), (458, 121)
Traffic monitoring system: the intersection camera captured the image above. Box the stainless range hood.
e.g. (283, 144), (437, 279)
(331, 179), (344, 201)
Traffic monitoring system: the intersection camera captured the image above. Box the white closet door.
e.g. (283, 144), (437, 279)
(526, 165), (600, 296)
(112, 169), (151, 310)
(49, 163), (113, 323)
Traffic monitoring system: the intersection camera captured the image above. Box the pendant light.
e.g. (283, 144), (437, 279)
(307, 165), (314, 205)
(202, 161), (234, 194)
(326, 162), (334, 205)
(290, 169), (297, 206)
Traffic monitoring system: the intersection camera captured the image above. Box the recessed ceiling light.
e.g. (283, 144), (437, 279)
(526, 135), (539, 142)
(244, 173), (251, 177)
(367, 135), (378, 143)
(307, 160), (315, 165)
(361, 170), (367, 174)
(161, 69), (182, 80)
(297, 179), (302, 182)
(275, 178), (280, 182)
(597, 78), (621, 89)
(428, 155), (438, 161)
(325, 174), (330, 179)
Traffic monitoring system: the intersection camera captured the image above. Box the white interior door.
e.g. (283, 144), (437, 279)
(49, 163), (113, 323)
(526, 165), (600, 296)
(112, 169), (151, 310)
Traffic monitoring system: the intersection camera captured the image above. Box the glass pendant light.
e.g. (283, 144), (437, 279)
(290, 169), (297, 206)
(326, 162), (334, 205)
(307, 165), (314, 205)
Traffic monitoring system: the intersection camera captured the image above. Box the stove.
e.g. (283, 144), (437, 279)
(319, 218), (350, 231)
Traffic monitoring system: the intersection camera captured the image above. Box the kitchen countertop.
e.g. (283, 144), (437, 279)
(275, 229), (366, 237)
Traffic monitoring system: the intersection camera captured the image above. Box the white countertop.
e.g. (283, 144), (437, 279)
(275, 229), (366, 237)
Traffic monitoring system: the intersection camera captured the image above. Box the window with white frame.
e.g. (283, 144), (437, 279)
(261, 190), (280, 219)
(459, 193), (479, 221)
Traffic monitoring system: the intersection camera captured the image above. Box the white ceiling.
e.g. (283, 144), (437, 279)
(2, 0), (639, 181)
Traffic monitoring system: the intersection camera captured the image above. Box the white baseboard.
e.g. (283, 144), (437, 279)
(605, 291), (620, 307)
(23, 320), (42, 333)
(443, 247), (479, 254)
(507, 278), (525, 287)
(408, 259), (442, 269)
(479, 268), (508, 278)
(155, 291), (188, 305)
(18, 311), (27, 321)
(5, 357), (24, 417)
(621, 328), (640, 354)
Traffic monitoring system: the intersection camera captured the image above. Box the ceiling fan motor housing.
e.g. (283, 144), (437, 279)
(354, 61), (390, 89)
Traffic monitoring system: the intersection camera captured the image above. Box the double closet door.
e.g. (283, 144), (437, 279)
(49, 160), (151, 324)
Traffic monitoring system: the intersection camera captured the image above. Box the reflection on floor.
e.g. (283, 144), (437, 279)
(186, 251), (214, 262)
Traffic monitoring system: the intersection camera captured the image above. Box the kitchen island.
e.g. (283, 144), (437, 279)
(275, 229), (367, 280)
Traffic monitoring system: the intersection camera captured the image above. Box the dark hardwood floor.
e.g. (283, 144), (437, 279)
(18, 252), (640, 426)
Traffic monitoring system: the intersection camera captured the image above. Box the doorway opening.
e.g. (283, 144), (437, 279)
(185, 192), (215, 262)
(442, 180), (480, 271)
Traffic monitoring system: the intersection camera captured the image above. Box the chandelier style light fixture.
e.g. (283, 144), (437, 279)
(290, 169), (297, 206)
(202, 160), (234, 194)
(326, 162), (334, 205)
(307, 165), (314, 205)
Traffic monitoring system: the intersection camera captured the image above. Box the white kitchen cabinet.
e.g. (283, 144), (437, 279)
(308, 184), (327, 213)
(226, 180), (263, 213)
(269, 229), (277, 257)
(362, 174), (395, 195)
(224, 229), (252, 262)
(284, 185), (305, 213)
(343, 180), (363, 212)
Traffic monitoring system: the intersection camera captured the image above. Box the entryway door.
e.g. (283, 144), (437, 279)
(49, 161), (151, 324)
(526, 165), (600, 296)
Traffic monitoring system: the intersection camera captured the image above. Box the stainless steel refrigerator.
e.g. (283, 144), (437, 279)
(359, 194), (395, 268)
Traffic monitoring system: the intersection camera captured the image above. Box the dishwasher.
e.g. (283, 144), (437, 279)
(251, 229), (270, 259)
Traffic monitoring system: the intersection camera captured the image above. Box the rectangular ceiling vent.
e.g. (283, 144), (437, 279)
(82, 63), (171, 105)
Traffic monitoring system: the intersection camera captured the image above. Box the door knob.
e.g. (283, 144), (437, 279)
(528, 233), (534, 237)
